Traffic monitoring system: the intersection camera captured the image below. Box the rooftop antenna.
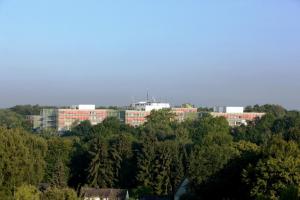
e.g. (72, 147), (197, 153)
(147, 91), (149, 102)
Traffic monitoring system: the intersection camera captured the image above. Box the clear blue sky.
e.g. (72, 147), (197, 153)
(0, 0), (300, 109)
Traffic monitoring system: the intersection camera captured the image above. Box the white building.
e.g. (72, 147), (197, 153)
(71, 104), (96, 110)
(131, 101), (171, 112)
(213, 106), (244, 113)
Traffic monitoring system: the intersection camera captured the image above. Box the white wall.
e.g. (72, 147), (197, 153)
(214, 106), (244, 113)
(132, 102), (170, 111)
(78, 105), (96, 110)
(225, 107), (244, 113)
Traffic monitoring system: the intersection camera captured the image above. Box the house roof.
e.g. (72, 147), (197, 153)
(80, 188), (128, 199)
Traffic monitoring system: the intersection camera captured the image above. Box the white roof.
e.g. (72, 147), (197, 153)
(72, 104), (96, 110)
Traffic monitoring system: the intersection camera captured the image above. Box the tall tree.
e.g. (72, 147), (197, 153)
(0, 127), (47, 198)
(243, 137), (300, 200)
(44, 137), (73, 187)
(87, 136), (113, 187)
(188, 132), (237, 190)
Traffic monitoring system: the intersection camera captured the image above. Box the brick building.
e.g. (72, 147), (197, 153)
(209, 106), (265, 126)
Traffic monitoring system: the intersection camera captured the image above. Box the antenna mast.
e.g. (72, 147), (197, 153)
(147, 91), (149, 102)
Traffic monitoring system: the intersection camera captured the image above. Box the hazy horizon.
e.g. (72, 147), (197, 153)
(1, 0), (300, 109)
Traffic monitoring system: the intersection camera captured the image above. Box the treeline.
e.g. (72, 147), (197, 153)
(0, 104), (300, 200)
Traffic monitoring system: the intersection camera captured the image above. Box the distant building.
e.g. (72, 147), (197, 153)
(130, 101), (171, 112)
(26, 115), (42, 130)
(210, 106), (265, 126)
(36, 105), (121, 132)
(122, 104), (198, 126)
(80, 188), (129, 200)
(41, 108), (57, 130)
(120, 110), (151, 127)
(171, 107), (198, 122)
(57, 106), (111, 132)
(28, 102), (210, 131)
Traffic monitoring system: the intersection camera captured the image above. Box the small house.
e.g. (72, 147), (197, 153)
(80, 188), (129, 200)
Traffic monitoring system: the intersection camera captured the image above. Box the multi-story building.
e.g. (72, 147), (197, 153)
(27, 103), (267, 131)
(32, 103), (265, 131)
(121, 110), (151, 127)
(37, 105), (122, 132)
(26, 115), (42, 130)
(171, 107), (198, 122)
(57, 107), (110, 132)
(209, 106), (265, 126)
(41, 108), (57, 130)
(119, 100), (171, 126)
(122, 102), (198, 126)
(26, 100), (199, 130)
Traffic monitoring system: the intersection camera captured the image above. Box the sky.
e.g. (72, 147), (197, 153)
(0, 0), (300, 109)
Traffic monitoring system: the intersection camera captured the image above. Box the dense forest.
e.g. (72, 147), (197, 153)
(1, 104), (300, 200)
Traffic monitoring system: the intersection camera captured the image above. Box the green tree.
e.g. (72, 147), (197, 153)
(188, 132), (237, 189)
(110, 134), (135, 188)
(0, 109), (31, 130)
(144, 109), (176, 140)
(69, 120), (93, 137)
(68, 141), (90, 189)
(0, 127), (47, 197)
(192, 140), (261, 200)
(243, 137), (300, 200)
(10, 104), (46, 116)
(15, 185), (40, 200)
(233, 114), (276, 144)
(42, 187), (78, 200)
(279, 185), (299, 200)
(245, 104), (287, 117)
(136, 136), (157, 188)
(87, 136), (113, 187)
(189, 115), (230, 144)
(44, 137), (73, 187)
(137, 138), (184, 195)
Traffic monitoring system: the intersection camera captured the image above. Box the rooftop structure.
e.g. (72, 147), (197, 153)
(70, 104), (96, 110)
(130, 101), (171, 112)
(214, 106), (244, 113)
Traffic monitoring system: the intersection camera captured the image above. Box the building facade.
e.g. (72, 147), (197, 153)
(41, 108), (57, 130)
(37, 105), (122, 132)
(171, 107), (198, 122)
(33, 103), (200, 130)
(57, 108), (110, 131)
(80, 188), (129, 200)
(26, 115), (42, 130)
(210, 106), (265, 126)
(121, 106), (198, 126)
(121, 110), (151, 127)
